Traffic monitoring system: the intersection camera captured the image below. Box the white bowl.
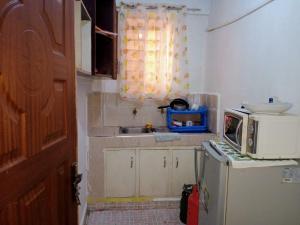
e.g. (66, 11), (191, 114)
(242, 102), (293, 114)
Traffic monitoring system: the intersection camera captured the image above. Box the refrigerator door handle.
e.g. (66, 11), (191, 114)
(194, 146), (205, 184)
(194, 145), (210, 187)
(200, 147), (207, 188)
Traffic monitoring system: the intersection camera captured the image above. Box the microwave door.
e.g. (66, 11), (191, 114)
(235, 120), (243, 147)
(224, 114), (242, 150)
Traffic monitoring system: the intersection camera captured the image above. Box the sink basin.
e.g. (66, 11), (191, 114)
(119, 126), (169, 134)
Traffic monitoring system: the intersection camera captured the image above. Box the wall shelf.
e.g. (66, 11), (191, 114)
(167, 107), (208, 133)
(77, 69), (110, 80)
(75, 0), (92, 74)
(95, 25), (118, 39)
(75, 0), (118, 79)
(80, 0), (91, 21)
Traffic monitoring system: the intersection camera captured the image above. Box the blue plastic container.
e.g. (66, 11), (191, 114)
(167, 106), (208, 133)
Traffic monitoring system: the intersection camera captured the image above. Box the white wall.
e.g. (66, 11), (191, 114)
(187, 13), (209, 93)
(76, 76), (91, 225)
(205, 0), (300, 131)
(97, 0), (210, 93)
(208, 0), (271, 29)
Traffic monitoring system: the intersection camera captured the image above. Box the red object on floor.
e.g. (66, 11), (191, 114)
(187, 185), (199, 225)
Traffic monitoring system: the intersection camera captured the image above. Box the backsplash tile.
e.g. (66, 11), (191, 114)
(188, 93), (220, 134)
(201, 95), (208, 106)
(113, 104), (166, 127)
(88, 93), (102, 129)
(103, 105), (120, 126)
(187, 93), (207, 106)
(208, 108), (218, 134)
(88, 92), (220, 136)
(207, 94), (218, 110)
(206, 93), (220, 135)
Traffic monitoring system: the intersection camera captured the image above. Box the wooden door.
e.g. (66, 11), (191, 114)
(171, 149), (195, 196)
(104, 149), (136, 197)
(0, 0), (77, 224)
(139, 150), (170, 197)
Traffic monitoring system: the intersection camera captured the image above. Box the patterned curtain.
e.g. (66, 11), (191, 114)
(118, 3), (189, 102)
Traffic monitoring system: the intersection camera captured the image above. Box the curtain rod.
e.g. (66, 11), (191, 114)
(116, 7), (202, 12)
(116, 3), (201, 12)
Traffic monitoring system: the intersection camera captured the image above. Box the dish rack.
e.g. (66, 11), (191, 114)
(166, 106), (208, 133)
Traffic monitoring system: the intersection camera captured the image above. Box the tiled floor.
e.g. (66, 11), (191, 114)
(87, 201), (186, 225)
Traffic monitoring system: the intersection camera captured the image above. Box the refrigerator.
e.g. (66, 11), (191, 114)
(197, 141), (300, 225)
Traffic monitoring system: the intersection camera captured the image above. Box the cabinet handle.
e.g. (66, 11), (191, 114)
(176, 157), (179, 168)
(204, 152), (210, 161)
(130, 157), (134, 168)
(163, 156), (166, 168)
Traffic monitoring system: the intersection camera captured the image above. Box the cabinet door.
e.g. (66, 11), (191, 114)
(140, 150), (170, 197)
(171, 149), (195, 196)
(104, 149), (136, 197)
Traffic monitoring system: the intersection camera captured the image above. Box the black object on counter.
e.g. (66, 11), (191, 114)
(158, 98), (189, 111)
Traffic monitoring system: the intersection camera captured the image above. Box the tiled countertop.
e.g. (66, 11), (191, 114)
(89, 133), (216, 149)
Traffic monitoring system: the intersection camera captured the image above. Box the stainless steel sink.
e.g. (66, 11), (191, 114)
(119, 126), (169, 134)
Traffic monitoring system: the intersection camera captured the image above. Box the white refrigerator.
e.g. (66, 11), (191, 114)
(198, 141), (300, 225)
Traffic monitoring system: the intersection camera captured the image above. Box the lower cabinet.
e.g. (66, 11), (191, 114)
(104, 147), (196, 198)
(104, 149), (136, 197)
(139, 149), (171, 197)
(171, 149), (195, 196)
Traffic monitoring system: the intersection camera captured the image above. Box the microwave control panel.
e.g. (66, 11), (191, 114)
(247, 119), (258, 154)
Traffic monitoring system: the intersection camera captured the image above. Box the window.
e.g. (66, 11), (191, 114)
(118, 3), (189, 101)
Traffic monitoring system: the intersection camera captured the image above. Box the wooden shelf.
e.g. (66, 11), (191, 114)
(80, 0), (91, 21)
(94, 73), (115, 79)
(95, 26), (118, 40)
(77, 69), (103, 79)
(77, 0), (117, 79)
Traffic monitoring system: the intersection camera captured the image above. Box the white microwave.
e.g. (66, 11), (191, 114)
(223, 109), (300, 159)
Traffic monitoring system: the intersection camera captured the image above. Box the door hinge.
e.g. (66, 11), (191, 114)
(72, 162), (82, 205)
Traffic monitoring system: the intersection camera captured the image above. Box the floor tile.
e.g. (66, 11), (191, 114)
(87, 201), (185, 225)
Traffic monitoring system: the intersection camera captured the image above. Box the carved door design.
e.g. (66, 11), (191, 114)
(0, 0), (77, 224)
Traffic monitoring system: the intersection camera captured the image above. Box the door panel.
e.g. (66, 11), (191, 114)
(41, 80), (67, 149)
(104, 150), (136, 197)
(139, 150), (170, 197)
(171, 149), (195, 196)
(0, 202), (19, 225)
(0, 0), (77, 224)
(42, 0), (66, 48)
(0, 102), (26, 168)
(19, 181), (50, 225)
(55, 163), (68, 225)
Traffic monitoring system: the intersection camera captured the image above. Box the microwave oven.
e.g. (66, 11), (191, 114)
(223, 109), (300, 159)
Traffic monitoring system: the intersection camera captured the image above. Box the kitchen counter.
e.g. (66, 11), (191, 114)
(88, 132), (216, 199)
(90, 132), (215, 148)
